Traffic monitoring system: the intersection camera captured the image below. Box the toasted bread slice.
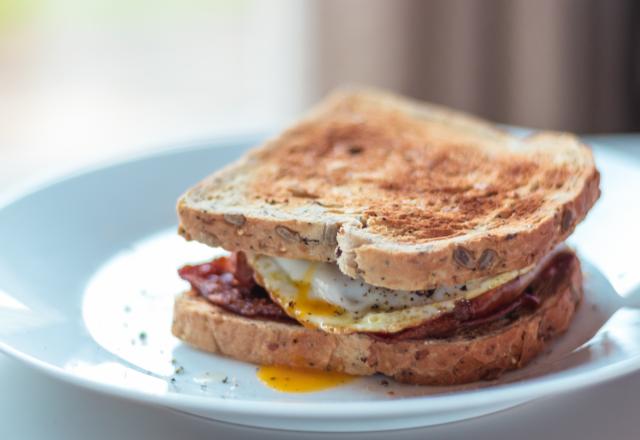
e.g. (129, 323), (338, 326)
(171, 251), (582, 386)
(178, 88), (599, 290)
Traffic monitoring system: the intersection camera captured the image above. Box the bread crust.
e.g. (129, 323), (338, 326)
(177, 88), (600, 290)
(171, 253), (582, 385)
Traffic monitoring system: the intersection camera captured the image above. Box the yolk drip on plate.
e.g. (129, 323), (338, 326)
(257, 365), (355, 393)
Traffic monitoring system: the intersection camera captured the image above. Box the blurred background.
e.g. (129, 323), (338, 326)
(1, 0), (639, 188)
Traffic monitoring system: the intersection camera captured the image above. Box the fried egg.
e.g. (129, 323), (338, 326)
(251, 255), (533, 334)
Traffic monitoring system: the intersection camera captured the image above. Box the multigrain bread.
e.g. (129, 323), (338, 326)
(172, 250), (582, 386)
(177, 88), (600, 291)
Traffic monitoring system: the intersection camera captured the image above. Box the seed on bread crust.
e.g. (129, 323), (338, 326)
(177, 225), (191, 240)
(477, 249), (498, 271)
(348, 145), (364, 155)
(275, 225), (301, 242)
(223, 213), (246, 227)
(321, 223), (339, 246)
(288, 187), (319, 199)
(561, 208), (574, 232)
(453, 246), (475, 269)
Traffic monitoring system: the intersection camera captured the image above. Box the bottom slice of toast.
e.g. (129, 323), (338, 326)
(171, 256), (582, 386)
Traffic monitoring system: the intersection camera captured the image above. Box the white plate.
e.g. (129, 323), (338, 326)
(1, 136), (640, 432)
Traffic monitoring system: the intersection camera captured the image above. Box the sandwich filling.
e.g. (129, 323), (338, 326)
(178, 247), (572, 339)
(249, 255), (534, 333)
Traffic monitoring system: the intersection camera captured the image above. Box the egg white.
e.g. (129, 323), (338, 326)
(251, 255), (532, 334)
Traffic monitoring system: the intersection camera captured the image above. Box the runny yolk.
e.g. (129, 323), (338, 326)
(257, 365), (355, 393)
(286, 263), (345, 320)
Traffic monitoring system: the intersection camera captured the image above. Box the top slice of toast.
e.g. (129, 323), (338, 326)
(177, 88), (600, 291)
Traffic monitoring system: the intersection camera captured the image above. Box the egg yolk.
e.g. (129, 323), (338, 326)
(285, 263), (345, 320)
(257, 365), (355, 393)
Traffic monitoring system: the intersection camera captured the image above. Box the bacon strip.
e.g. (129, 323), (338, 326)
(178, 252), (294, 322)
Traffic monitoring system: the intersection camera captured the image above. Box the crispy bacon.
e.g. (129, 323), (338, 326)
(178, 252), (293, 322)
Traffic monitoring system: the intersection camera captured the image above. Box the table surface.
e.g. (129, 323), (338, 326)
(2, 134), (639, 440)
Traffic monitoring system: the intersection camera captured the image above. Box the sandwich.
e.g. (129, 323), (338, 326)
(172, 88), (600, 385)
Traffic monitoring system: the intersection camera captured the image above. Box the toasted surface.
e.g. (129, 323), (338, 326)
(171, 252), (582, 386)
(178, 88), (599, 290)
